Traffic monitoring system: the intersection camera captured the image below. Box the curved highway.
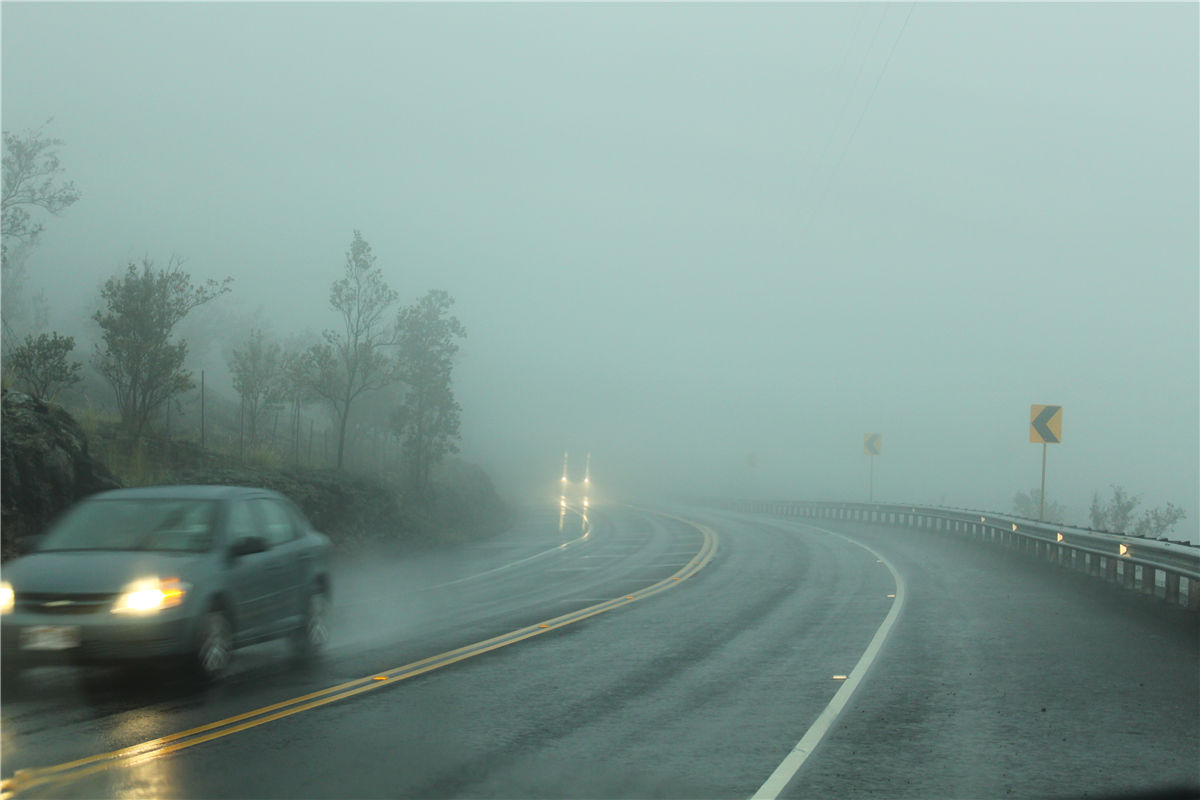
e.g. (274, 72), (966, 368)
(1, 504), (1195, 798)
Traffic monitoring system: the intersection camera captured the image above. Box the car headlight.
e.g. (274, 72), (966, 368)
(1, 581), (13, 615)
(112, 577), (189, 614)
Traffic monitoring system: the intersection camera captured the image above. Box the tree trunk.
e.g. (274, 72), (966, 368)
(336, 401), (350, 470)
(248, 398), (258, 447)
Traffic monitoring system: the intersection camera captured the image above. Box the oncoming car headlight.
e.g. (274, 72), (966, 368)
(1, 581), (13, 614)
(112, 577), (189, 614)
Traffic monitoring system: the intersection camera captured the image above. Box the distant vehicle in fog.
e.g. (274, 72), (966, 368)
(1, 485), (332, 683)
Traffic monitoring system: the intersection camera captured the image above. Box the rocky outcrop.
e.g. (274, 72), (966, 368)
(1, 390), (122, 558)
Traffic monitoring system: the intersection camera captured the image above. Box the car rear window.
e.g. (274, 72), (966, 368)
(40, 499), (218, 553)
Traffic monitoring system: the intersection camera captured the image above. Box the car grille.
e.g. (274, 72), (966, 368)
(17, 593), (117, 615)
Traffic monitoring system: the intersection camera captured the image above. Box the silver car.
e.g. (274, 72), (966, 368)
(1, 485), (332, 682)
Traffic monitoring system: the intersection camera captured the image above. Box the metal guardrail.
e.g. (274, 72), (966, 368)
(730, 499), (1200, 610)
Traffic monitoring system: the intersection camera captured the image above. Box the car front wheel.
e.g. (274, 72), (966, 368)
(291, 591), (329, 659)
(192, 609), (233, 680)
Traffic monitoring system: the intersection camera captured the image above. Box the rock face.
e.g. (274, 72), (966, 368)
(1, 390), (122, 557)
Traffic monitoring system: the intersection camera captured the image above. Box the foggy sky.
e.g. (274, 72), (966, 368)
(2, 3), (1197, 535)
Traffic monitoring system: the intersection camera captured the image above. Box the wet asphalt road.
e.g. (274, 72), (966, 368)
(1, 505), (1196, 799)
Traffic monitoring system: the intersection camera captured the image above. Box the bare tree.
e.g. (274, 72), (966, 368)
(93, 256), (231, 439)
(304, 231), (400, 469)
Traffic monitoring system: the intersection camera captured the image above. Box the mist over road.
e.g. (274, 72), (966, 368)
(2, 505), (1195, 798)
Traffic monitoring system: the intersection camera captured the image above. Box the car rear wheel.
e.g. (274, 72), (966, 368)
(192, 609), (233, 680)
(291, 591), (329, 659)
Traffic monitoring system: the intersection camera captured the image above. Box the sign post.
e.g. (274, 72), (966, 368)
(1029, 405), (1063, 520)
(863, 434), (882, 502)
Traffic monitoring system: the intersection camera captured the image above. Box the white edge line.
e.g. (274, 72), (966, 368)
(750, 521), (907, 800)
(427, 507), (594, 590)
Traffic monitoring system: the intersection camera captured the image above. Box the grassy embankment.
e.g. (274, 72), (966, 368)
(71, 406), (513, 557)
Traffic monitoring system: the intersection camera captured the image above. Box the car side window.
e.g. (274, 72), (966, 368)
(251, 499), (297, 548)
(281, 500), (311, 535)
(226, 500), (258, 545)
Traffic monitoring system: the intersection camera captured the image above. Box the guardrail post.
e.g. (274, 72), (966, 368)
(1164, 572), (1180, 604)
(733, 498), (1198, 611)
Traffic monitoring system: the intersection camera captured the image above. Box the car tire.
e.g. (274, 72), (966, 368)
(192, 608), (233, 681)
(291, 590), (329, 660)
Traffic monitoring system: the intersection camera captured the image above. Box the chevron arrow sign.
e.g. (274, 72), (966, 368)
(1029, 405), (1063, 444)
(864, 433), (882, 455)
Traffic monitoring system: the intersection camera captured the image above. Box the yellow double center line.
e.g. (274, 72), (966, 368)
(2, 515), (717, 799)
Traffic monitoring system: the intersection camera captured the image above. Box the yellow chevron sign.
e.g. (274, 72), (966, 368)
(1029, 405), (1062, 444)
(863, 433), (881, 455)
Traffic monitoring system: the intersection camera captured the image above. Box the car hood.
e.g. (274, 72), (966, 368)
(3, 550), (205, 594)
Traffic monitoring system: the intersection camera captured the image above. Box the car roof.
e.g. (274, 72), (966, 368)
(85, 485), (280, 502)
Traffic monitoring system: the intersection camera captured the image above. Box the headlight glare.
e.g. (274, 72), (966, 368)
(112, 577), (188, 614)
(1, 582), (13, 614)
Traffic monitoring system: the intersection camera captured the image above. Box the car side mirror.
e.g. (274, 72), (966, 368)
(231, 535), (268, 557)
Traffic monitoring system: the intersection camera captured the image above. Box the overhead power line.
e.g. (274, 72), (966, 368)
(797, 2), (917, 240)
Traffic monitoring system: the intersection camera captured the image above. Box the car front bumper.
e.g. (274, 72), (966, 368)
(1, 608), (197, 667)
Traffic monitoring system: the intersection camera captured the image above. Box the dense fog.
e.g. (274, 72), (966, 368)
(2, 3), (1196, 536)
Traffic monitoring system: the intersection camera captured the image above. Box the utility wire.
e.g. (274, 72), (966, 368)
(798, 2), (917, 239)
(801, 5), (888, 207)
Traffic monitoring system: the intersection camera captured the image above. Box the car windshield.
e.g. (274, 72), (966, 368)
(39, 499), (217, 553)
